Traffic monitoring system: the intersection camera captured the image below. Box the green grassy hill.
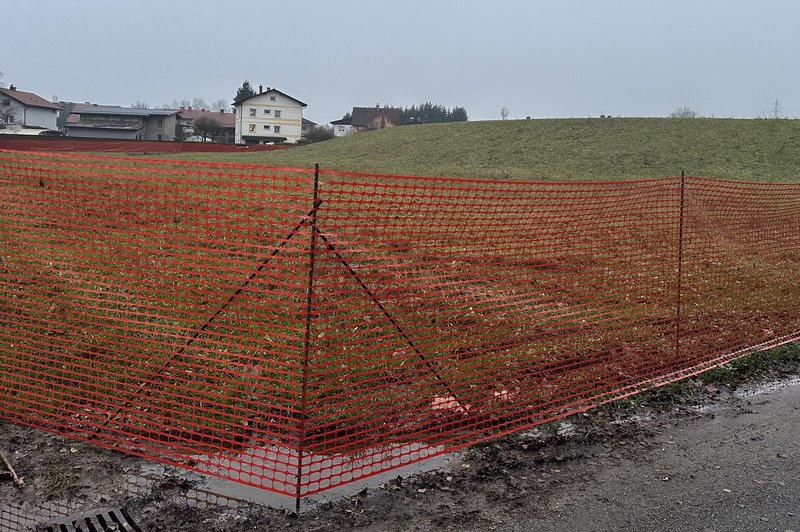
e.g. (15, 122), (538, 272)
(178, 118), (800, 182)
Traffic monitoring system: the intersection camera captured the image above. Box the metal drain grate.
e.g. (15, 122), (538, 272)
(36, 507), (141, 532)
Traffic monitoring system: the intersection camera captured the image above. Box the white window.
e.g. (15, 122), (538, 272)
(337, 126), (345, 132)
(274, 110), (281, 118)
(263, 125), (270, 130)
(263, 109), (271, 115)
(274, 125), (281, 133)
(270, 96), (276, 102)
(249, 108), (256, 116)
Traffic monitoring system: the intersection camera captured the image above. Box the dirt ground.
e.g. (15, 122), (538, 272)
(2, 365), (799, 531)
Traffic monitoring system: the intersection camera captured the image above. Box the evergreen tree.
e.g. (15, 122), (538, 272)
(398, 102), (468, 125)
(449, 106), (469, 122)
(234, 80), (257, 104)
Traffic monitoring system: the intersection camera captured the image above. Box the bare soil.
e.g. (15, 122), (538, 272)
(2, 364), (799, 532)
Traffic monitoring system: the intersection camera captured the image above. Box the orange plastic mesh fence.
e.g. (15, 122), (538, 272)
(1, 150), (799, 499)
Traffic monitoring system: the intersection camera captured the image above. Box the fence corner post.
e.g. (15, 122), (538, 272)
(296, 164), (320, 513)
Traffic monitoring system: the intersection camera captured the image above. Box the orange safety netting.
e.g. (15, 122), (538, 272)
(1, 150), (799, 501)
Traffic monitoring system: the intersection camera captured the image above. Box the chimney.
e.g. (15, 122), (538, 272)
(9, 84), (16, 91)
(259, 84), (263, 94)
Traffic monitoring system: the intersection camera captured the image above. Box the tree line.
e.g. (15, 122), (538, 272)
(397, 102), (468, 124)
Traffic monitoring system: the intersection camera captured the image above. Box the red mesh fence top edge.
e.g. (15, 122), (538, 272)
(0, 136), (295, 154)
(1, 150), (799, 499)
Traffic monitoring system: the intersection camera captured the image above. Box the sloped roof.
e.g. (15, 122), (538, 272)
(330, 116), (352, 125)
(177, 108), (235, 128)
(74, 105), (177, 117)
(236, 87), (307, 107)
(351, 107), (402, 127)
(0, 87), (61, 110)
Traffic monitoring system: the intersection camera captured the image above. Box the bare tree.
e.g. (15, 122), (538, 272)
(131, 100), (150, 109)
(669, 107), (697, 118)
(193, 115), (221, 142)
(0, 70), (13, 128)
(211, 98), (229, 112)
(192, 97), (209, 110)
(298, 125), (335, 145)
(500, 106), (509, 120)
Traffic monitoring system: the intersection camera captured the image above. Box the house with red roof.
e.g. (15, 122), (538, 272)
(0, 85), (60, 132)
(176, 107), (236, 143)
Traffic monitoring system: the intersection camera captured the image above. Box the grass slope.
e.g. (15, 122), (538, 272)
(175, 118), (800, 182)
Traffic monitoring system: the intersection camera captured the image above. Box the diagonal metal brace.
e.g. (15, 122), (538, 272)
(315, 229), (467, 412)
(98, 200), (323, 430)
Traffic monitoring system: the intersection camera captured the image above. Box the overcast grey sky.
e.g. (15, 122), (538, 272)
(3, 1), (800, 122)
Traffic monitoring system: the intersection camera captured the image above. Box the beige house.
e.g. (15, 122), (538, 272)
(234, 87), (306, 144)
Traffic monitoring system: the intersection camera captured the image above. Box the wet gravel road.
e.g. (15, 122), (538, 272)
(489, 379), (800, 532)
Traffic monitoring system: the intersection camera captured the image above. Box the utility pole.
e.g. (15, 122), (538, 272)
(771, 99), (782, 119)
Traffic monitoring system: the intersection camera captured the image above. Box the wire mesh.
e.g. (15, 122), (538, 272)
(1, 150), (798, 500)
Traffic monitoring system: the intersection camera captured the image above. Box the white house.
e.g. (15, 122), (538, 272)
(0, 85), (60, 132)
(234, 87), (306, 144)
(330, 116), (353, 137)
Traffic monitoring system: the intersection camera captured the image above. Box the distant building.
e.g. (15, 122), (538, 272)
(331, 106), (402, 136)
(176, 107), (235, 143)
(56, 101), (80, 132)
(233, 86), (307, 144)
(65, 105), (178, 141)
(0, 85), (60, 132)
(330, 115), (352, 137)
(350, 106), (402, 133)
(302, 117), (317, 135)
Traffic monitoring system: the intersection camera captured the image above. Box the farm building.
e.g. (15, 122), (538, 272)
(65, 104), (178, 141)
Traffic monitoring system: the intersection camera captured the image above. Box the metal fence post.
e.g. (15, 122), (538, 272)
(675, 170), (686, 360)
(296, 164), (320, 512)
